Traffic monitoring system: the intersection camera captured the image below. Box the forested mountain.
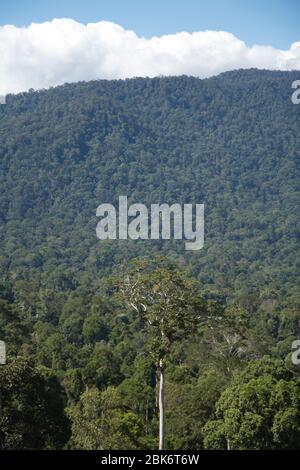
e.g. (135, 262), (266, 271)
(0, 70), (300, 450)
(0, 69), (299, 299)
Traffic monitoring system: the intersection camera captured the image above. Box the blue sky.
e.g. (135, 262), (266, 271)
(0, 0), (299, 49)
(1, 0), (299, 95)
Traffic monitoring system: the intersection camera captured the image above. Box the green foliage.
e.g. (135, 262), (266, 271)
(0, 71), (299, 449)
(68, 387), (151, 450)
(0, 358), (70, 449)
(0, 70), (299, 299)
(113, 258), (207, 363)
(203, 357), (300, 449)
(166, 370), (227, 449)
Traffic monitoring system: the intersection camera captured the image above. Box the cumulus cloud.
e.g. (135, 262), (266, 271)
(0, 18), (299, 95)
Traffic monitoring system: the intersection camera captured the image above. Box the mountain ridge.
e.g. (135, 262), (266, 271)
(0, 68), (299, 302)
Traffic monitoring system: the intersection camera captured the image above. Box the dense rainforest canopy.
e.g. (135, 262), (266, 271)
(0, 69), (299, 449)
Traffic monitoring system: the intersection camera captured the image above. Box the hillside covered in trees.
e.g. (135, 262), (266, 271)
(0, 70), (299, 450)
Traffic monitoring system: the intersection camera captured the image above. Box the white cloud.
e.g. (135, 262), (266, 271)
(0, 18), (299, 95)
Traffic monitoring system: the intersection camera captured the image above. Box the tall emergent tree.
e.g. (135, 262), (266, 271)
(113, 258), (208, 449)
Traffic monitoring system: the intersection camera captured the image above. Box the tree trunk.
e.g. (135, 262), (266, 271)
(159, 359), (165, 450)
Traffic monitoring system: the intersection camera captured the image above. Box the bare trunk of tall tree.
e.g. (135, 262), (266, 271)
(159, 359), (165, 450)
